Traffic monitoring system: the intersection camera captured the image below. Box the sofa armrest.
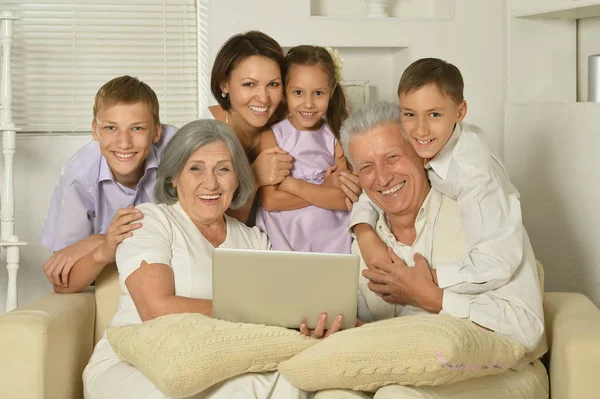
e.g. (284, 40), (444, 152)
(544, 292), (600, 399)
(0, 289), (96, 399)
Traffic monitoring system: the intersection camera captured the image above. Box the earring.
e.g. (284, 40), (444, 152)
(221, 92), (228, 98)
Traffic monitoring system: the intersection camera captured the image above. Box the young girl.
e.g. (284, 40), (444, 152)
(255, 45), (352, 253)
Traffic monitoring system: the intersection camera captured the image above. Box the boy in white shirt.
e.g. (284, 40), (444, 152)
(351, 58), (524, 293)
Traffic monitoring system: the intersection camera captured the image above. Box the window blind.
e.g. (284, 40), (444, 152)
(2, 1), (199, 133)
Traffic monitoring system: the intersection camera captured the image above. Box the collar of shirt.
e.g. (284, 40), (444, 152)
(374, 188), (443, 264)
(98, 146), (159, 188)
(425, 122), (462, 181)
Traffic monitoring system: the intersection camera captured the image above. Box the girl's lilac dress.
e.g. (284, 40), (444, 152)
(256, 119), (352, 253)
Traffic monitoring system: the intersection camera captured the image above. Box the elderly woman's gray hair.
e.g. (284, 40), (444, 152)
(154, 119), (254, 209)
(340, 101), (405, 166)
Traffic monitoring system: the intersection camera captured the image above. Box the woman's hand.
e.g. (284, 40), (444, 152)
(299, 313), (344, 338)
(339, 171), (362, 211)
(252, 146), (293, 187)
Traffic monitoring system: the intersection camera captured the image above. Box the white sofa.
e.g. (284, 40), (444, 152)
(1, 263), (599, 399)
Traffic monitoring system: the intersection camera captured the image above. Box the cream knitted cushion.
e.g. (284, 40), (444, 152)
(107, 313), (316, 398)
(279, 314), (526, 392)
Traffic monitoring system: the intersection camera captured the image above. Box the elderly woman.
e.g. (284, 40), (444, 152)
(82, 119), (312, 399)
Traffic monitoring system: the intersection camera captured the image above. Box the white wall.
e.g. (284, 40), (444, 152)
(0, 135), (91, 313)
(504, 1), (600, 306)
(0, 0), (509, 313)
(505, 103), (600, 306)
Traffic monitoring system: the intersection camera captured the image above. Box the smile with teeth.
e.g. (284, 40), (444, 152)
(114, 152), (135, 160)
(416, 138), (434, 145)
(300, 111), (316, 117)
(381, 182), (405, 195)
(249, 106), (268, 113)
(198, 194), (221, 200)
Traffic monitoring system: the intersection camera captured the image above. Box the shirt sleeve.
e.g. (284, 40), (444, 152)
(40, 180), (95, 251)
(115, 205), (173, 286)
(435, 158), (525, 294)
(349, 192), (380, 233)
(440, 287), (544, 352)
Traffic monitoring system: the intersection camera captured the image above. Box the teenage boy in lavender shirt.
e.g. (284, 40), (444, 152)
(40, 76), (176, 293)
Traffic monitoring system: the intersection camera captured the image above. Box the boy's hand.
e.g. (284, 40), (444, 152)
(43, 238), (99, 287)
(94, 206), (143, 264)
(339, 172), (362, 211)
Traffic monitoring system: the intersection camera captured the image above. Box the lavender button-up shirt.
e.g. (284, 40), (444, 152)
(40, 124), (177, 251)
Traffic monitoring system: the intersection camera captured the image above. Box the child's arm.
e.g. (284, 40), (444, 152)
(276, 142), (348, 211)
(434, 148), (525, 295)
(42, 234), (104, 287)
(350, 191), (392, 268)
(41, 180), (100, 288)
(53, 206), (143, 293)
(257, 129), (311, 212)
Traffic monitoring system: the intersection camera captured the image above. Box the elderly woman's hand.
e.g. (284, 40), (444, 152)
(339, 171), (362, 211)
(252, 146), (293, 187)
(299, 313), (344, 338)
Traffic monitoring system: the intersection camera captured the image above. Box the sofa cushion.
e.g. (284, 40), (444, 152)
(106, 313), (316, 398)
(279, 314), (525, 392)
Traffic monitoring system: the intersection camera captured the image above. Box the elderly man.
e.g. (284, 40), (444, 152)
(316, 102), (547, 398)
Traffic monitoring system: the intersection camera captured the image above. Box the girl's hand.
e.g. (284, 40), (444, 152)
(253, 146), (293, 186)
(323, 165), (343, 188)
(299, 313), (344, 338)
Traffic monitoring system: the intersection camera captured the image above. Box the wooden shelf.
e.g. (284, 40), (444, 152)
(512, 0), (600, 19)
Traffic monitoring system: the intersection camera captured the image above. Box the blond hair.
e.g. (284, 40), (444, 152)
(93, 75), (160, 125)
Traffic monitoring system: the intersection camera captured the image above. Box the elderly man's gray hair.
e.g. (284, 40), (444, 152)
(340, 101), (405, 166)
(154, 119), (254, 209)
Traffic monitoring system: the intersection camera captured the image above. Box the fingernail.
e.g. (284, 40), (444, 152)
(336, 315), (343, 321)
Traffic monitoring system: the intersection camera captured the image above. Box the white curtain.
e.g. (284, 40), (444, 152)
(2, 0), (200, 132)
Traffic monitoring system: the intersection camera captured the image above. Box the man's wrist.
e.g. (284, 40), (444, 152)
(423, 286), (443, 313)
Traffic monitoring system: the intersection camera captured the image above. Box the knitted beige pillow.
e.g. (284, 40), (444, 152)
(107, 313), (316, 398)
(279, 314), (526, 392)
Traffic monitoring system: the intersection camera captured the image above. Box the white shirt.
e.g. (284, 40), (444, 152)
(355, 188), (545, 352)
(351, 122), (524, 295)
(85, 201), (271, 390)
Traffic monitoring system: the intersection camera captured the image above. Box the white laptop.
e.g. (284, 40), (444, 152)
(212, 248), (360, 330)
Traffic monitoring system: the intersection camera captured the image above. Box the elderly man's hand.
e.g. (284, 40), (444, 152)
(363, 248), (443, 313)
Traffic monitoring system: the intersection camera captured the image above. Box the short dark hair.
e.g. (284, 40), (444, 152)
(398, 58), (464, 103)
(210, 31), (285, 110)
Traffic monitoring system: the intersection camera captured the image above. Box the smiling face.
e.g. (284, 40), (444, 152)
(92, 101), (162, 189)
(221, 55), (283, 131)
(172, 140), (239, 226)
(285, 64), (332, 131)
(349, 123), (429, 218)
(399, 83), (467, 160)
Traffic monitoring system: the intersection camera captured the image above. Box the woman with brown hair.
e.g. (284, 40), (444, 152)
(204, 31), (292, 225)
